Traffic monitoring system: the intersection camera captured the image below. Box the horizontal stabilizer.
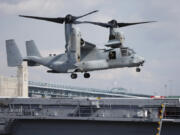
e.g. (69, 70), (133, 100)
(6, 39), (22, 67)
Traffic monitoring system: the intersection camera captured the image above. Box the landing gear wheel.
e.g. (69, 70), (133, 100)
(136, 67), (141, 72)
(71, 73), (77, 79)
(84, 72), (90, 78)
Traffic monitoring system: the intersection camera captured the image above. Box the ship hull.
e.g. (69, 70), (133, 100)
(11, 119), (179, 135)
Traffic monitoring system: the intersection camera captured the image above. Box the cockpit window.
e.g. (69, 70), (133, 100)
(128, 49), (135, 54)
(121, 48), (128, 56)
(127, 51), (131, 56)
(121, 48), (134, 56)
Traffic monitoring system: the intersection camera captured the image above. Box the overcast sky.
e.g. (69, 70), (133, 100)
(0, 0), (180, 96)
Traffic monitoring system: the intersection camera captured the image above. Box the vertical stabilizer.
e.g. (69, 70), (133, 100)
(6, 39), (22, 67)
(26, 40), (41, 57)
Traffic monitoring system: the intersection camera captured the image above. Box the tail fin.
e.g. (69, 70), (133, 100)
(26, 40), (41, 57)
(6, 39), (22, 67)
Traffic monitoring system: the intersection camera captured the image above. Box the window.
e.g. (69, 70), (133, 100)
(109, 51), (116, 59)
(109, 35), (116, 40)
(121, 48), (127, 56)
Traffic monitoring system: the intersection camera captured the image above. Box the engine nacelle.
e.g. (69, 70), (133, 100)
(69, 27), (81, 62)
(109, 28), (125, 44)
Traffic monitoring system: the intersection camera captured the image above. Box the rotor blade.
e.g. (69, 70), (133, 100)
(76, 10), (99, 19)
(19, 15), (65, 24)
(83, 21), (111, 28)
(117, 21), (156, 28)
(73, 21), (84, 24)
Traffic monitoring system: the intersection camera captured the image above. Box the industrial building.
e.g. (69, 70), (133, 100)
(0, 62), (28, 97)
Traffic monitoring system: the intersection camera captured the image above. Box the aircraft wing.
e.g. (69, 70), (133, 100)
(81, 41), (96, 59)
(105, 40), (122, 48)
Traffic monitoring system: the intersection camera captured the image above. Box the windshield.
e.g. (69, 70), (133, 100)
(128, 48), (135, 54)
(121, 48), (135, 56)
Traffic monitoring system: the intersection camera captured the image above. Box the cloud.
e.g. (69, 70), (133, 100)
(0, 0), (64, 15)
(76, 0), (105, 8)
(0, 0), (106, 16)
(91, 14), (113, 22)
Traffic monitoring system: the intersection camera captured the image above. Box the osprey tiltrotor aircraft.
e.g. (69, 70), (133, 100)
(6, 10), (154, 79)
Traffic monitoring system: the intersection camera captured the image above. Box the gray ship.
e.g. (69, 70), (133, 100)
(0, 97), (180, 135)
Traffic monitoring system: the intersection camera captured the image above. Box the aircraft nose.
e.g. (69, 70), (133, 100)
(139, 56), (145, 66)
(133, 55), (145, 66)
(141, 60), (145, 66)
